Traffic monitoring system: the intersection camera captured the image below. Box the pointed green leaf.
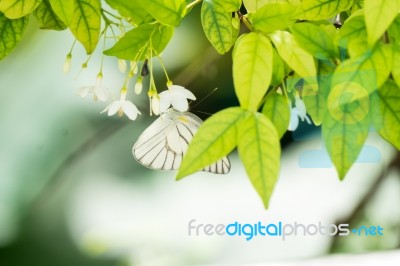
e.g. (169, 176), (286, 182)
(176, 107), (249, 179)
(270, 30), (317, 86)
(339, 12), (367, 48)
(243, 0), (269, 13)
(332, 41), (392, 93)
(104, 0), (153, 25)
(364, 0), (399, 46)
(391, 44), (400, 88)
(251, 2), (296, 33)
(49, 0), (75, 26)
(0, 0), (42, 19)
(371, 80), (400, 150)
(137, 0), (186, 26)
(233, 32), (273, 110)
(0, 13), (29, 60)
(323, 82), (370, 179)
(217, 0), (242, 12)
(262, 92), (290, 138)
(34, 0), (66, 30)
(271, 48), (285, 86)
(298, 0), (353, 21)
(69, 0), (101, 54)
(388, 16), (400, 44)
(104, 23), (174, 60)
(302, 62), (332, 125)
(201, 0), (234, 54)
(291, 22), (337, 60)
(238, 112), (281, 208)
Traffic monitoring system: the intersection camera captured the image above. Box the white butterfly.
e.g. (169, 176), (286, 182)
(133, 108), (230, 174)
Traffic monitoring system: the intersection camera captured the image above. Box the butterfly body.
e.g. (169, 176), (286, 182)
(133, 108), (230, 174)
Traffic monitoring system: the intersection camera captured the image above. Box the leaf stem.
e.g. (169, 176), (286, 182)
(237, 11), (253, 31)
(187, 0), (203, 10)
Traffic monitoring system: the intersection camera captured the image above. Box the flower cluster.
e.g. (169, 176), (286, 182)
(77, 73), (196, 121)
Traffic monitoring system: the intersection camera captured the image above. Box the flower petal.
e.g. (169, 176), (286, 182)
(171, 96), (189, 112)
(94, 86), (109, 102)
(159, 91), (172, 113)
(288, 108), (299, 131)
(151, 97), (160, 115)
(77, 86), (93, 98)
(295, 98), (307, 118)
(123, 101), (140, 120)
(107, 101), (122, 116)
(170, 85), (196, 100)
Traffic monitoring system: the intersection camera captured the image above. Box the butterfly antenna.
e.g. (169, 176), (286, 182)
(190, 87), (218, 109)
(192, 110), (213, 116)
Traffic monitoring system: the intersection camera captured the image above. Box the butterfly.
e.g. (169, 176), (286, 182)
(132, 108), (230, 174)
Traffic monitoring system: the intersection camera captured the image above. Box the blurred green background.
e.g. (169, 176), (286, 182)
(1, 6), (400, 266)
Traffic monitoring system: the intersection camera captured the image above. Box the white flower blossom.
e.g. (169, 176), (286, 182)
(159, 85), (196, 113)
(102, 90), (141, 121)
(288, 97), (311, 131)
(77, 75), (109, 102)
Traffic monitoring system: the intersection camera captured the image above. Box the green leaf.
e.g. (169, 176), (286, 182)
(217, 0), (242, 12)
(176, 107), (249, 179)
(371, 80), (400, 150)
(262, 92), (290, 138)
(291, 22), (337, 60)
(243, 0), (269, 13)
(323, 81), (371, 179)
(332, 41), (392, 93)
(270, 30), (317, 86)
(69, 0), (101, 54)
(0, 0), (42, 19)
(244, 0), (299, 13)
(392, 45), (400, 88)
(251, 2), (296, 33)
(34, 0), (66, 30)
(137, 0), (186, 26)
(201, 0), (234, 54)
(271, 48), (285, 86)
(338, 12), (367, 48)
(303, 62), (333, 125)
(104, 0), (153, 25)
(0, 13), (29, 60)
(104, 23), (174, 60)
(298, 0), (353, 21)
(49, 0), (75, 26)
(238, 112), (281, 208)
(233, 32), (273, 111)
(388, 16), (400, 44)
(364, 0), (399, 46)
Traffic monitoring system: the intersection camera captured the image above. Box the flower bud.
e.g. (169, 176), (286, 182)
(135, 78), (143, 95)
(63, 54), (72, 74)
(118, 59), (127, 73)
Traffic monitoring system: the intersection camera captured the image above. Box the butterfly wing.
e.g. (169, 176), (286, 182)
(133, 109), (231, 174)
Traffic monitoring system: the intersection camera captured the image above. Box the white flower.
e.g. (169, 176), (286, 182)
(159, 85), (196, 113)
(77, 75), (109, 102)
(288, 97), (311, 131)
(101, 90), (141, 121)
